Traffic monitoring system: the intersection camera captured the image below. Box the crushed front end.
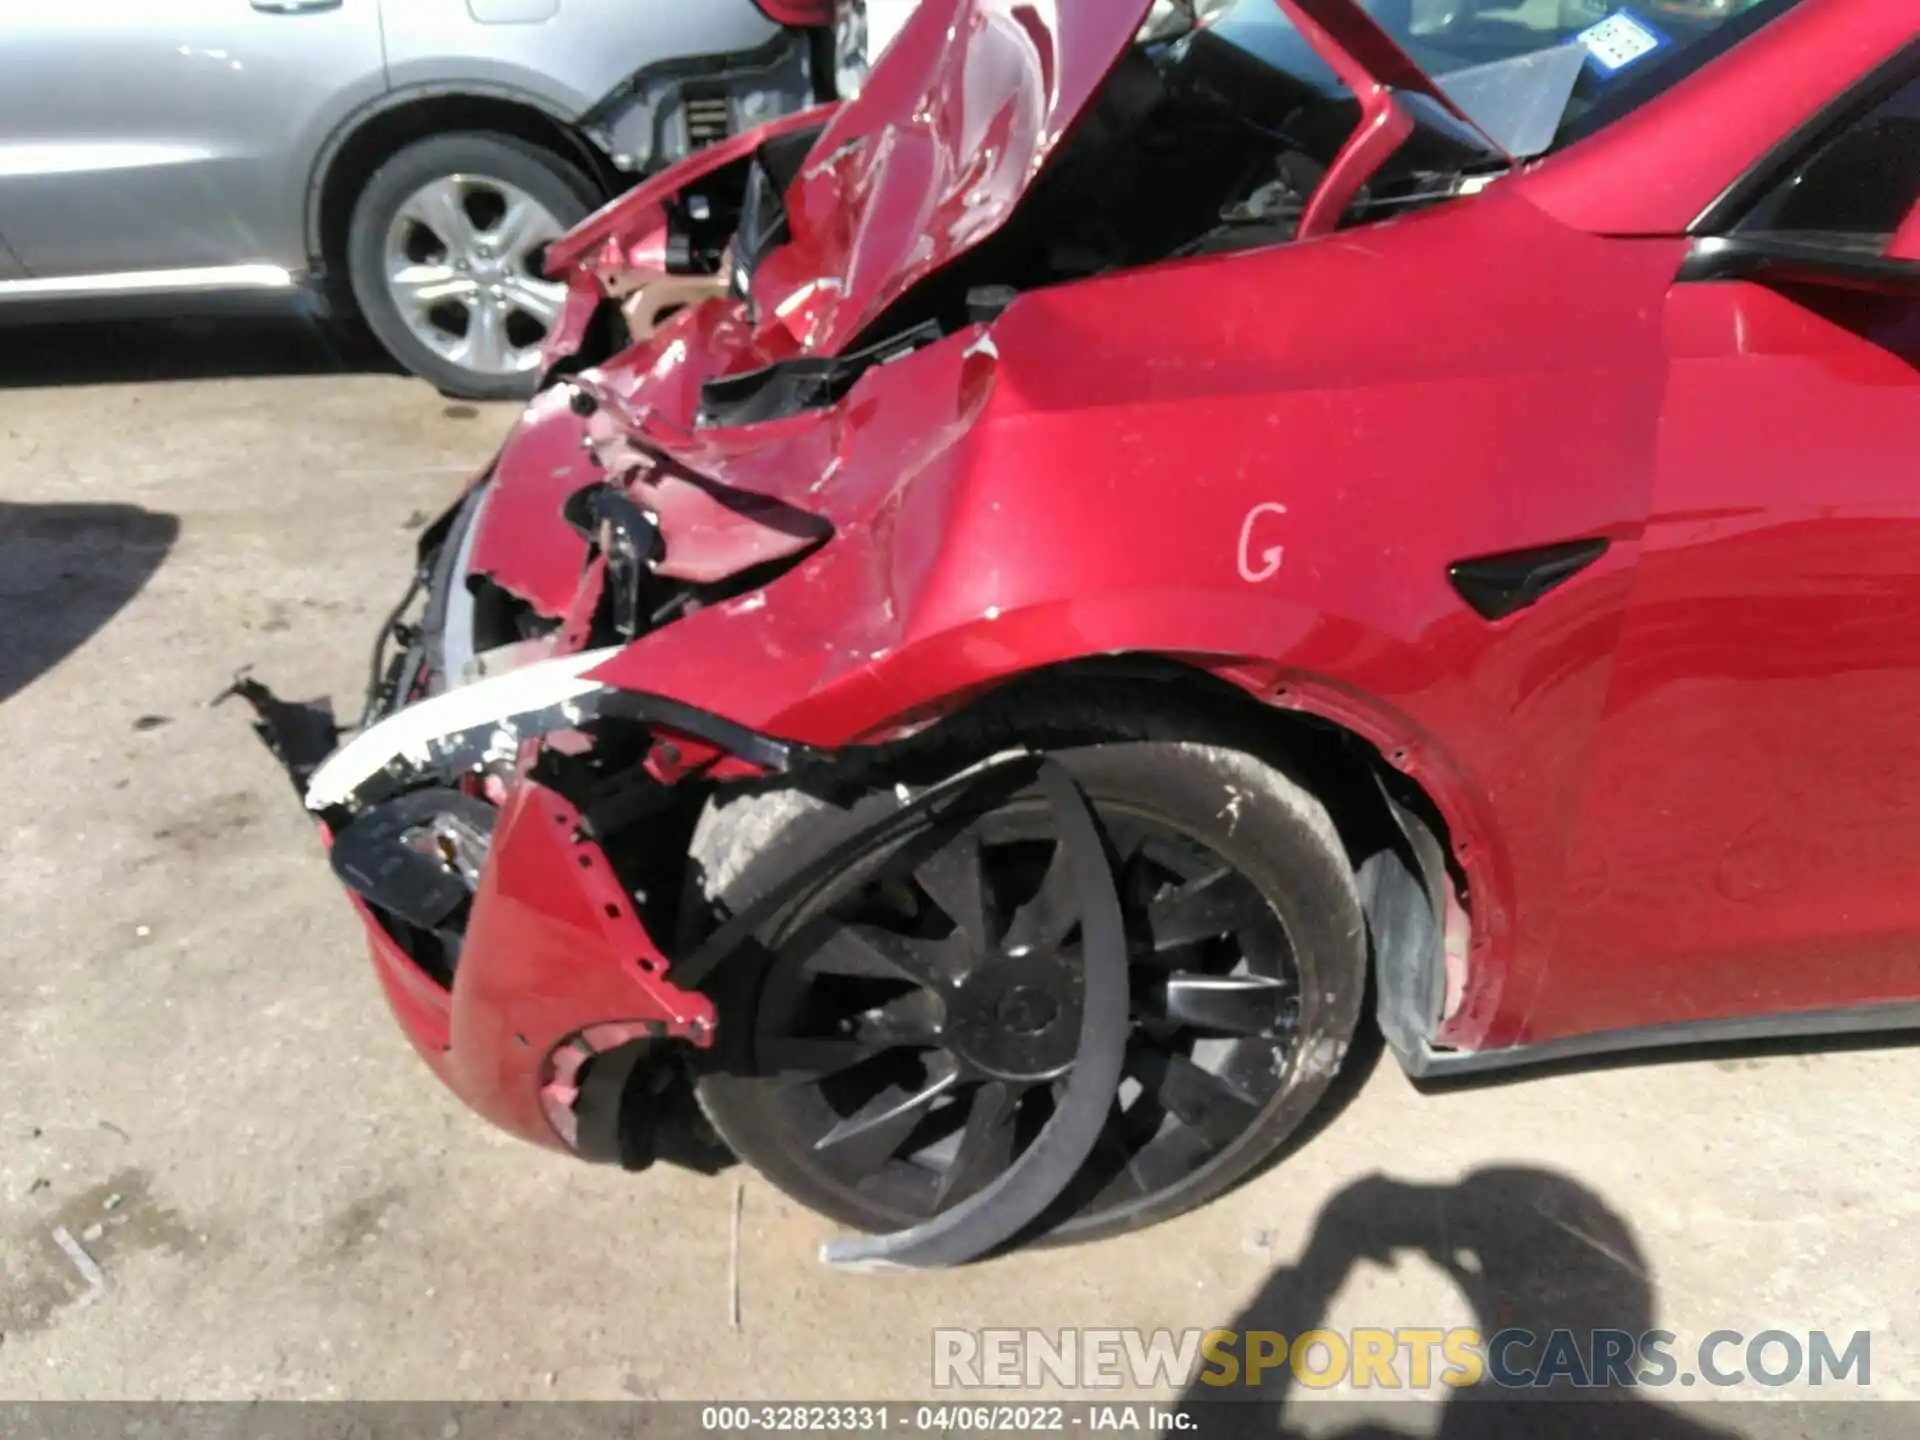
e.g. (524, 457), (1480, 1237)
(234, 446), (834, 1168)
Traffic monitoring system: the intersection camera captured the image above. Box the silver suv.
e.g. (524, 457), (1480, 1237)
(0, 1), (829, 396)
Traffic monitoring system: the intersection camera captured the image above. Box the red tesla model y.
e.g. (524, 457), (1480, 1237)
(242, 0), (1920, 1266)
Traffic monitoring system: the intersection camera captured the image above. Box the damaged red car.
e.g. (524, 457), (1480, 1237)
(242, 0), (1920, 1267)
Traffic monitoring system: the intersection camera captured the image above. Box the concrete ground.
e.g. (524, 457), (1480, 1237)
(1, 315), (1914, 1419)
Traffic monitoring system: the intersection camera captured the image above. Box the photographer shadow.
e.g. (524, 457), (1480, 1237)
(1175, 1167), (1745, 1439)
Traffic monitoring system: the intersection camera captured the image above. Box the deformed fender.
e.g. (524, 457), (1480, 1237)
(566, 212), (1670, 1055)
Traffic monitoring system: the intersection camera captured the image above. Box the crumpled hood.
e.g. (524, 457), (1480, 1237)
(546, 0), (1497, 363)
(748, 0), (1157, 354)
(538, 0), (1159, 364)
(751, 0), (1502, 353)
(480, 0), (1157, 618)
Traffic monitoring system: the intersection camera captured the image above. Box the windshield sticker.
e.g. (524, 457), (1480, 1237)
(1575, 10), (1672, 77)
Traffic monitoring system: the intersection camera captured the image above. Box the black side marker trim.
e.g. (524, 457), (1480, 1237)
(1448, 538), (1610, 622)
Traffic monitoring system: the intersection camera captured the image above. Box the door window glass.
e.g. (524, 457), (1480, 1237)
(1735, 74), (1920, 252)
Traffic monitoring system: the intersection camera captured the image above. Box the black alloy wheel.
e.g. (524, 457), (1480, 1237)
(692, 742), (1368, 1250)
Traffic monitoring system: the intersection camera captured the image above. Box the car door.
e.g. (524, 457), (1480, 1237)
(0, 0), (386, 283)
(1540, 58), (1920, 1039)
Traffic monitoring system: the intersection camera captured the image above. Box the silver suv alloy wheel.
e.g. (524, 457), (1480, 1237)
(383, 174), (569, 381)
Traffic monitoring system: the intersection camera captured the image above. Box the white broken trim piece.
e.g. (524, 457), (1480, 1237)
(305, 647), (624, 810)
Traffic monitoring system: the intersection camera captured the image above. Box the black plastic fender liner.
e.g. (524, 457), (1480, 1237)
(216, 674), (340, 797)
(819, 760), (1133, 1272)
(1359, 779), (1450, 1071)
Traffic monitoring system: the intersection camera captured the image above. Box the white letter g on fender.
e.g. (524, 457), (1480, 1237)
(1238, 503), (1288, 583)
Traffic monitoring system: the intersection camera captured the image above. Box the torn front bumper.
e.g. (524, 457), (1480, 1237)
(361, 777), (715, 1155)
(240, 682), (728, 1159)
(232, 492), (807, 1163)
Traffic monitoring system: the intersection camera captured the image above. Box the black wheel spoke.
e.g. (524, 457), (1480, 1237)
(934, 1079), (1022, 1209)
(757, 1035), (886, 1081)
(916, 829), (994, 959)
(1147, 868), (1274, 952)
(851, 988), (946, 1047)
(1151, 972), (1291, 1036)
(1087, 1101), (1155, 1202)
(814, 1053), (962, 1172)
(1002, 842), (1079, 953)
(1133, 1048), (1263, 1151)
(1116, 836), (1151, 896)
(808, 923), (958, 988)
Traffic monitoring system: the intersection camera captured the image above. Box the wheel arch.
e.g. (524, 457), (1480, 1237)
(305, 87), (615, 303)
(590, 562), (1522, 1058)
(787, 651), (1491, 1074)
(675, 687), (1382, 1249)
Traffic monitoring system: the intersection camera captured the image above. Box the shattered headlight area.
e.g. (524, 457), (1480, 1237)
(222, 467), (789, 1153)
(228, 625), (805, 1160)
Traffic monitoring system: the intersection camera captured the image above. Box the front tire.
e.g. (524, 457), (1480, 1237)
(689, 740), (1368, 1248)
(345, 132), (600, 400)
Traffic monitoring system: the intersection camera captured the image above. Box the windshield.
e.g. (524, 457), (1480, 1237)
(1185, 0), (1807, 159)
